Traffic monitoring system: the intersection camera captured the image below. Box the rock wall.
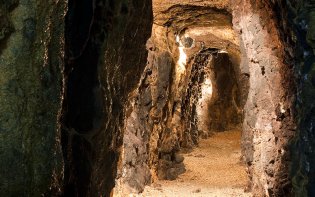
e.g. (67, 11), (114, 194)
(0, 0), (66, 195)
(206, 53), (242, 132)
(231, 0), (296, 196)
(114, 25), (177, 194)
(286, 0), (315, 196)
(61, 0), (153, 196)
(0, 0), (153, 196)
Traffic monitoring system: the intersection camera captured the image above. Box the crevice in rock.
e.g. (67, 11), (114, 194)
(61, 0), (107, 196)
(61, 0), (153, 196)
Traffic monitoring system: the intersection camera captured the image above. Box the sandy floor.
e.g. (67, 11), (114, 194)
(140, 130), (252, 197)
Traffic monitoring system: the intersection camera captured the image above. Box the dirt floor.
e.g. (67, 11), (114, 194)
(140, 129), (252, 197)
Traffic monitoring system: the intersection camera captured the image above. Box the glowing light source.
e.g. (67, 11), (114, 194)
(197, 77), (213, 132)
(176, 35), (187, 75)
(177, 46), (187, 73)
(202, 78), (213, 96)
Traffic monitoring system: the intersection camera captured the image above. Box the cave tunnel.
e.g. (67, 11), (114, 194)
(2, 0), (315, 197)
(113, 1), (298, 197)
(59, 0), (305, 196)
(113, 3), (251, 195)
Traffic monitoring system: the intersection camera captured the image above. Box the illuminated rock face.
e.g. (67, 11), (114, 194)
(230, 1), (297, 195)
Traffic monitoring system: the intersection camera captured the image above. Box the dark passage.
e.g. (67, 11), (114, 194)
(61, 0), (108, 196)
(207, 53), (242, 132)
(60, 0), (153, 196)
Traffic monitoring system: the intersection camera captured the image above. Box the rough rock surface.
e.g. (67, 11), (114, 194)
(0, 0), (66, 195)
(231, 1), (296, 196)
(61, 0), (153, 196)
(286, 0), (315, 196)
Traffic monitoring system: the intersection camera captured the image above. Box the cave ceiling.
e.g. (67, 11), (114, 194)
(152, 0), (240, 68)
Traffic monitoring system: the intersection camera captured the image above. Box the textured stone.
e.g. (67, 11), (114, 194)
(174, 153), (184, 163)
(61, 0), (153, 196)
(0, 0), (66, 195)
(231, 1), (296, 196)
(287, 0), (315, 196)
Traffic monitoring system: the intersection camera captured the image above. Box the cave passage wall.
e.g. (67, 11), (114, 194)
(232, 1), (315, 196)
(0, 0), (153, 196)
(286, 0), (315, 196)
(205, 53), (243, 132)
(61, 0), (152, 196)
(231, 1), (297, 196)
(0, 0), (66, 195)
